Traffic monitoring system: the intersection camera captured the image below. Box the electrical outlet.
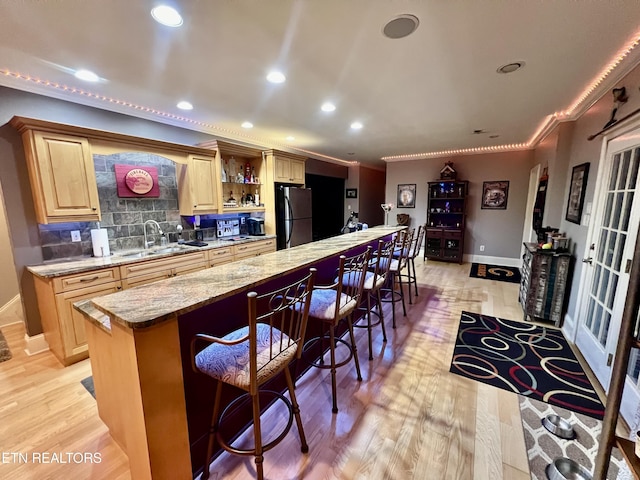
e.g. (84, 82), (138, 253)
(479, 245), (485, 252)
(71, 230), (81, 242)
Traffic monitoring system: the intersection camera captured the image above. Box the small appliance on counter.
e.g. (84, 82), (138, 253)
(247, 217), (265, 236)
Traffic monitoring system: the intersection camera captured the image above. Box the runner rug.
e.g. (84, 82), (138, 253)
(469, 262), (521, 284)
(0, 329), (11, 363)
(449, 311), (605, 419)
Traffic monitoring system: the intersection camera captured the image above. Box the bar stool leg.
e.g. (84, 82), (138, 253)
(398, 272), (407, 316)
(411, 258), (418, 297)
(376, 287), (387, 343)
(202, 380), (223, 480)
(347, 315), (363, 382)
(329, 324), (338, 413)
(251, 392), (264, 480)
(366, 293), (374, 360)
(284, 367), (309, 453)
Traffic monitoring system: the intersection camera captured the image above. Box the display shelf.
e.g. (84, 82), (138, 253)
(424, 180), (468, 264)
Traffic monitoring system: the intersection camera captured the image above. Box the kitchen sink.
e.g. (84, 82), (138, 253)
(149, 246), (189, 254)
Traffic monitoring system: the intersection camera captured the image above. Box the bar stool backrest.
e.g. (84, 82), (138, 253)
(410, 225), (425, 260)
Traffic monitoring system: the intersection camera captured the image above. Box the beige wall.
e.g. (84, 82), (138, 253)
(386, 150), (534, 260)
(0, 180), (19, 306)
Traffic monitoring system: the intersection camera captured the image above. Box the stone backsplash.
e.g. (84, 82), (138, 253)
(38, 152), (220, 261)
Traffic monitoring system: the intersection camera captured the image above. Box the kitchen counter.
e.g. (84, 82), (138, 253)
(73, 225), (404, 480)
(27, 235), (276, 278)
(77, 227), (401, 330)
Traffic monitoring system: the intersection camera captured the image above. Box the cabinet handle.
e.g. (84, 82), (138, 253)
(117, 286), (122, 290)
(92, 207), (97, 211)
(79, 276), (100, 283)
(238, 246), (248, 251)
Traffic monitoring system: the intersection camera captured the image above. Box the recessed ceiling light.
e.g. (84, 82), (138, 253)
(176, 101), (193, 110)
(497, 61), (525, 74)
(266, 71), (286, 84)
(241, 121), (254, 129)
(473, 129), (486, 134)
(321, 102), (336, 112)
(382, 14), (419, 39)
(347, 152), (355, 156)
(489, 134), (500, 139)
(286, 136), (295, 141)
(151, 5), (183, 27)
(74, 69), (100, 82)
(350, 121), (363, 130)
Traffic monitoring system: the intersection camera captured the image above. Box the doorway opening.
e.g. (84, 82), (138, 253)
(305, 174), (345, 241)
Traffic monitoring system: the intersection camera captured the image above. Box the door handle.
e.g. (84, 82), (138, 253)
(582, 257), (593, 265)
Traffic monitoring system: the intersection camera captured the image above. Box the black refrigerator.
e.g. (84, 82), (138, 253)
(275, 185), (313, 249)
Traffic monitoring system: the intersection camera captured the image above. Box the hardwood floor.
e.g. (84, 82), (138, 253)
(0, 259), (535, 479)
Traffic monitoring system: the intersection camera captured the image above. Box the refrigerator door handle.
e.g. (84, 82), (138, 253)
(285, 194), (294, 246)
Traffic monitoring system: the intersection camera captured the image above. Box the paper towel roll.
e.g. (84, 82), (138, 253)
(91, 229), (110, 257)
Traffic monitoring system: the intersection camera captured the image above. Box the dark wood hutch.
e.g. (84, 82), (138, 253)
(424, 180), (468, 264)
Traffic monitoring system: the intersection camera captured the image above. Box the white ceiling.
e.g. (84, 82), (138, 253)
(1, 1), (640, 166)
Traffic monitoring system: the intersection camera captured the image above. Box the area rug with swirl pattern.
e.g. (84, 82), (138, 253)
(449, 311), (605, 420)
(0, 329), (11, 363)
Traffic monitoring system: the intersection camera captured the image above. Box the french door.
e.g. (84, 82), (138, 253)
(575, 126), (640, 424)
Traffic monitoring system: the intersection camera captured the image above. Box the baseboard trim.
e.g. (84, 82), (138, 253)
(24, 333), (49, 356)
(0, 295), (22, 327)
(463, 254), (521, 268)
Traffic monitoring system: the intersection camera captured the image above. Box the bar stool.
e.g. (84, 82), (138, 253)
(301, 247), (371, 413)
(381, 229), (412, 328)
(402, 224), (425, 304)
(353, 239), (393, 360)
(191, 268), (317, 480)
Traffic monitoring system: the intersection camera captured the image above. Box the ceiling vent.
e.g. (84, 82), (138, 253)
(497, 62), (525, 74)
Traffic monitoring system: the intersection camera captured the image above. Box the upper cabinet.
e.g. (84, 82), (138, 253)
(178, 154), (219, 215)
(268, 150), (306, 184)
(15, 127), (101, 224)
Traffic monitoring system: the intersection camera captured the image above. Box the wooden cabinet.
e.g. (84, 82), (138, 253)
(17, 129), (101, 223)
(519, 242), (571, 327)
(178, 154), (219, 215)
(120, 251), (208, 289)
(233, 238), (276, 261)
(33, 267), (121, 365)
(208, 246), (234, 266)
(274, 155), (305, 184)
(424, 180), (468, 263)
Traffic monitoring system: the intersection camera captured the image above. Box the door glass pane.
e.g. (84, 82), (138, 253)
(605, 232), (617, 267)
(619, 149), (632, 189)
(586, 297), (596, 329)
(615, 234), (626, 272)
(591, 264), (602, 297)
(593, 304), (603, 335)
(597, 230), (608, 263)
(603, 193), (614, 228)
(610, 153), (621, 190)
(629, 148), (640, 189)
(607, 274), (619, 310)
(600, 312), (611, 346)
(599, 269), (610, 303)
(622, 192), (634, 232)
(628, 349), (640, 382)
(612, 193), (623, 230)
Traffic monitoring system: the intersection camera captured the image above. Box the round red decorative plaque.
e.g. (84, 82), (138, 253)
(124, 169), (154, 194)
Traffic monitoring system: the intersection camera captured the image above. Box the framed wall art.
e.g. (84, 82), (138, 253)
(397, 184), (416, 208)
(565, 162), (590, 224)
(346, 188), (358, 199)
(481, 181), (509, 210)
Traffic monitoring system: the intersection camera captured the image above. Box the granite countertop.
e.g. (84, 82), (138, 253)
(75, 226), (404, 330)
(27, 235), (277, 278)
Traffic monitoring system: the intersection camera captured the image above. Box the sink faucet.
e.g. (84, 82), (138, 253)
(143, 220), (163, 249)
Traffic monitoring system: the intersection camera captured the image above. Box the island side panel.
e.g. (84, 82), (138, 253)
(85, 315), (191, 480)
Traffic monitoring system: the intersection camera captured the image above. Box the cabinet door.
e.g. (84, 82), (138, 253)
(290, 159), (305, 184)
(274, 157), (291, 183)
(189, 155), (218, 213)
(208, 246), (234, 266)
(28, 131), (100, 223)
(55, 281), (122, 359)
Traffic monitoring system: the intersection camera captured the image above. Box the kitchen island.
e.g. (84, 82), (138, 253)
(74, 226), (404, 480)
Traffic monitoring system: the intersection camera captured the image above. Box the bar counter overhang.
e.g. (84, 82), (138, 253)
(74, 225), (405, 480)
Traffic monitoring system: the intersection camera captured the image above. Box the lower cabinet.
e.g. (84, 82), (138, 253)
(424, 228), (464, 263)
(233, 238), (276, 261)
(33, 267), (122, 366)
(33, 239), (277, 366)
(120, 251), (209, 289)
